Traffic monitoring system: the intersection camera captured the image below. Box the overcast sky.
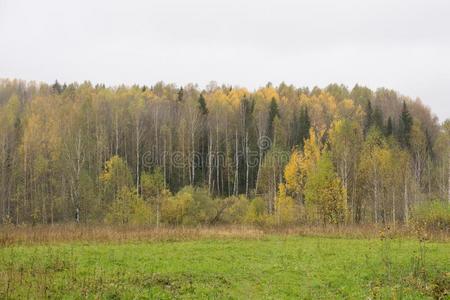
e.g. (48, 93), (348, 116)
(1, 0), (449, 121)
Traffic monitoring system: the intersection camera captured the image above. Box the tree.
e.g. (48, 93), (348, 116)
(267, 97), (279, 142)
(399, 101), (413, 149)
(177, 87), (184, 102)
(0, 79), (444, 225)
(329, 119), (363, 222)
(52, 80), (63, 94)
(442, 120), (450, 203)
(100, 156), (133, 205)
(372, 106), (384, 131)
(105, 186), (153, 225)
(284, 128), (321, 203)
(363, 100), (373, 135)
(198, 93), (208, 115)
(141, 168), (166, 227)
(275, 183), (298, 225)
(304, 151), (347, 224)
(294, 106), (310, 149)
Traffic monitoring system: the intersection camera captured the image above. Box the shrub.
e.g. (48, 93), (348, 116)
(245, 197), (268, 225)
(221, 196), (250, 224)
(161, 186), (215, 225)
(105, 187), (154, 225)
(411, 200), (450, 231)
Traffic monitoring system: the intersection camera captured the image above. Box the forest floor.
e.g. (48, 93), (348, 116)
(0, 226), (449, 299)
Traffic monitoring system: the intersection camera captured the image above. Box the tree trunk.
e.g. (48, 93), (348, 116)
(234, 130), (239, 196)
(374, 179), (378, 224)
(216, 118), (220, 195)
(448, 148), (450, 204)
(136, 119), (140, 195)
(245, 131), (249, 198)
(404, 180), (409, 224)
(208, 128), (213, 193)
(392, 190), (396, 229)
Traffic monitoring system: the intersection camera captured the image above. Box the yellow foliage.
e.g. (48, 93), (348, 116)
(284, 150), (304, 196)
(284, 128), (322, 199)
(227, 88), (250, 108)
(105, 187), (153, 225)
(245, 197), (267, 225)
(299, 92), (337, 130)
(275, 183), (298, 225)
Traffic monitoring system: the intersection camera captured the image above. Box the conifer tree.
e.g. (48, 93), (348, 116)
(398, 101), (413, 149)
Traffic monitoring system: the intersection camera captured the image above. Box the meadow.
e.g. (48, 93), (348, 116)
(0, 226), (449, 299)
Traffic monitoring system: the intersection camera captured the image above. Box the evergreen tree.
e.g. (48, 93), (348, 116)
(364, 100), (373, 135)
(198, 93), (208, 115)
(267, 97), (279, 142)
(398, 101), (413, 148)
(177, 87), (184, 102)
(296, 106), (310, 149)
(52, 80), (63, 94)
(372, 106), (384, 130)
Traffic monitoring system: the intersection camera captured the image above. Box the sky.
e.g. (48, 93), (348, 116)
(1, 0), (449, 121)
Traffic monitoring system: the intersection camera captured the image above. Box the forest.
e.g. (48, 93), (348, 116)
(0, 78), (449, 227)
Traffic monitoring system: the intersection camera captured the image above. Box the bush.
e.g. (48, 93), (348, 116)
(161, 186), (215, 225)
(245, 197), (268, 225)
(411, 200), (450, 231)
(105, 187), (154, 225)
(221, 196), (250, 224)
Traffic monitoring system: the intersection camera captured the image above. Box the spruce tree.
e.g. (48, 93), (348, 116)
(364, 100), (373, 135)
(198, 93), (208, 115)
(177, 87), (184, 102)
(398, 101), (413, 148)
(267, 97), (279, 141)
(52, 80), (62, 94)
(372, 106), (384, 130)
(298, 106), (310, 149)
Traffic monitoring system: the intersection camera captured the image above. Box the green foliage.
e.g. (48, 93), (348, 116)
(141, 168), (165, 200)
(161, 186), (215, 225)
(364, 100), (373, 134)
(411, 200), (450, 231)
(304, 152), (347, 224)
(325, 83), (349, 102)
(245, 197), (267, 225)
(350, 84), (373, 107)
(221, 196), (250, 224)
(267, 97), (279, 141)
(198, 93), (208, 115)
(399, 101), (413, 148)
(293, 106), (310, 149)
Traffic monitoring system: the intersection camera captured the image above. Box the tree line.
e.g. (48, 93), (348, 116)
(0, 79), (448, 226)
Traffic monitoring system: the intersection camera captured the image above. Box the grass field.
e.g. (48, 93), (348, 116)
(0, 228), (449, 299)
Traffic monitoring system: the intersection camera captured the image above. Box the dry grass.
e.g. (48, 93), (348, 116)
(0, 223), (448, 246)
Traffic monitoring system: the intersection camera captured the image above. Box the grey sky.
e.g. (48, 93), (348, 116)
(1, 0), (449, 121)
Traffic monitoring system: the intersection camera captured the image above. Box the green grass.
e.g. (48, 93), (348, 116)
(0, 236), (448, 299)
